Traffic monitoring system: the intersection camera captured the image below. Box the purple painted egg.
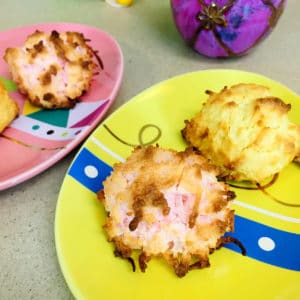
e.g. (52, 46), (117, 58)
(171, 0), (287, 57)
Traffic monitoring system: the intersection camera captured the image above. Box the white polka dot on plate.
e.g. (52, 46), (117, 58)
(258, 236), (275, 251)
(84, 165), (99, 179)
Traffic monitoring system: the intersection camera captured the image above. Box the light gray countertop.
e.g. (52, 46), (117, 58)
(0, 1), (299, 299)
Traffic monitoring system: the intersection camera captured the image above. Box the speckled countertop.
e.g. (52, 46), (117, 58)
(0, 1), (299, 299)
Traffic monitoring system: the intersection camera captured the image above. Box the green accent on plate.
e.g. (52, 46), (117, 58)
(28, 109), (70, 128)
(0, 77), (18, 92)
(32, 125), (40, 130)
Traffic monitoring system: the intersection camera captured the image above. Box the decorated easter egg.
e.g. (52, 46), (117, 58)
(171, 0), (287, 58)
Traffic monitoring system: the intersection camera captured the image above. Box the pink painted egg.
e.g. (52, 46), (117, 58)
(171, 0), (287, 57)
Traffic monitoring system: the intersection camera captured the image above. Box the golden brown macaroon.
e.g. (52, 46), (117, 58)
(98, 145), (243, 278)
(4, 30), (99, 109)
(182, 83), (300, 183)
(0, 81), (19, 133)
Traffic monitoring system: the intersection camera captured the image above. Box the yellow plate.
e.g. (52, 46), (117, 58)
(55, 69), (300, 300)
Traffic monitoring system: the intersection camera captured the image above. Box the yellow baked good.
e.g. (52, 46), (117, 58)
(182, 83), (300, 183)
(98, 145), (239, 277)
(4, 30), (99, 109)
(0, 81), (19, 133)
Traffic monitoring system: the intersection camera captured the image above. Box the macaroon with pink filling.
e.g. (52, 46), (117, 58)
(4, 30), (101, 109)
(98, 145), (243, 277)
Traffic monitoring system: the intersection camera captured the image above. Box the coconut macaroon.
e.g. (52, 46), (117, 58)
(182, 83), (300, 184)
(4, 30), (100, 109)
(0, 81), (19, 133)
(98, 145), (241, 278)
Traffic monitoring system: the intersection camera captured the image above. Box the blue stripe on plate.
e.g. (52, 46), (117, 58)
(68, 148), (113, 193)
(224, 215), (300, 271)
(69, 148), (300, 271)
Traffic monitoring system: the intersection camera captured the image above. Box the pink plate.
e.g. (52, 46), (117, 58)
(0, 22), (124, 190)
